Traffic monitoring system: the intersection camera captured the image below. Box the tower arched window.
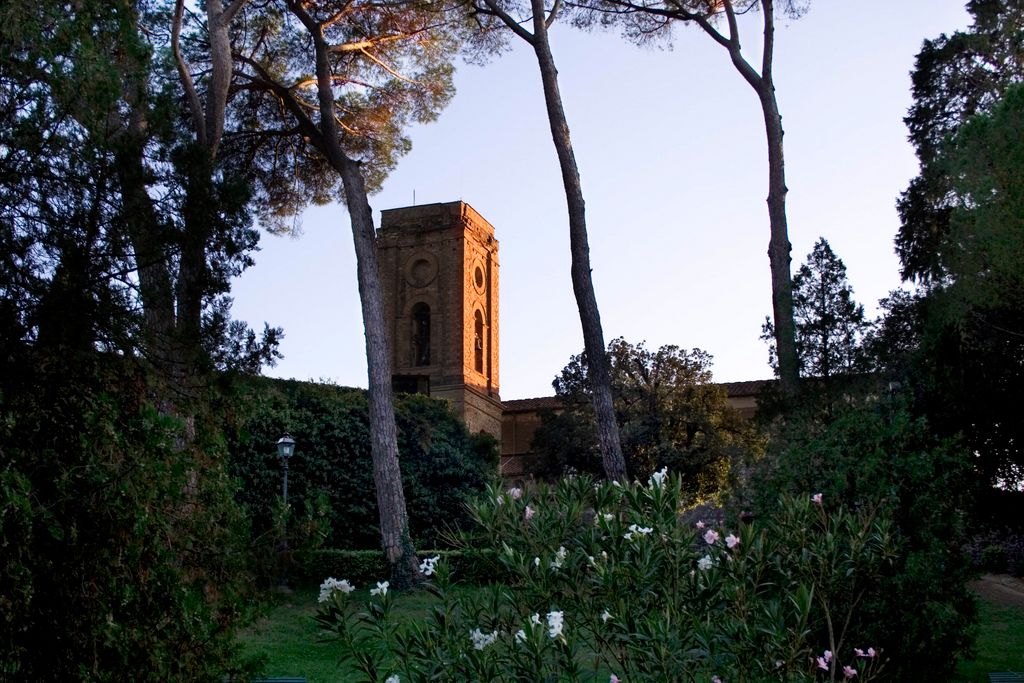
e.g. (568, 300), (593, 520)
(412, 303), (430, 366)
(474, 310), (484, 374)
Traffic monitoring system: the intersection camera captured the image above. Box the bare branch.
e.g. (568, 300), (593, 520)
(222, 0), (252, 23)
(327, 27), (433, 53)
(546, 0), (563, 29)
(761, 0), (774, 81)
(172, 0), (207, 146)
(480, 0), (537, 44)
(359, 48), (421, 84)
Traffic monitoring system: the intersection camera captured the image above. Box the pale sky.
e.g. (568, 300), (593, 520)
(230, 1), (972, 400)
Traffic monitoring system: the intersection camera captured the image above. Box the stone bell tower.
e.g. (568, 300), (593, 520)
(377, 201), (501, 439)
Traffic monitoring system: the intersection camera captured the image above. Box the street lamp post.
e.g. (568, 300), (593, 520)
(277, 433), (295, 504)
(276, 433), (295, 591)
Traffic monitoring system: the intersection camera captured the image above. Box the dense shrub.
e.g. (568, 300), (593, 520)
(316, 474), (900, 682)
(0, 355), (256, 681)
(293, 548), (490, 586)
(224, 377), (497, 552)
(745, 395), (976, 681)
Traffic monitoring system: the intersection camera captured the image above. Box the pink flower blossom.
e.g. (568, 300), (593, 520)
(812, 493), (823, 505)
(524, 505), (535, 521)
(854, 648), (865, 657)
(867, 647), (876, 658)
(725, 533), (740, 549)
(507, 487), (523, 500)
(695, 520), (705, 529)
(609, 675), (620, 683)
(816, 657), (829, 671)
(824, 650), (833, 663)
(711, 677), (723, 683)
(703, 529), (720, 545)
(843, 665), (857, 679)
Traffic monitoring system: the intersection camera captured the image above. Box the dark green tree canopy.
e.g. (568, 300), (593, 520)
(896, 0), (1024, 283)
(763, 237), (867, 380)
(534, 338), (760, 499)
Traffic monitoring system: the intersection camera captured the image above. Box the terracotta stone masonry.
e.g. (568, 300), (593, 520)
(377, 201), (769, 478)
(378, 201), (502, 439)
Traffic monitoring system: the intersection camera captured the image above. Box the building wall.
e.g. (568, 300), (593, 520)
(378, 200), (768, 476)
(378, 202), (502, 440)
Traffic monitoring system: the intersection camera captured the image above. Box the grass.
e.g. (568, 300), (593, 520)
(956, 595), (1024, 681)
(238, 584), (438, 683)
(241, 581), (1024, 682)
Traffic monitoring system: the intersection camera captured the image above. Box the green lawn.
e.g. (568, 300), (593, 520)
(956, 596), (1024, 681)
(240, 582), (1024, 682)
(238, 585), (438, 683)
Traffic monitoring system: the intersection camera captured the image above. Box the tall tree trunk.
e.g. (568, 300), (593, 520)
(175, 147), (217, 402)
(338, 157), (419, 588)
(722, 0), (799, 399)
(292, 0), (420, 585)
(759, 86), (799, 398)
(114, 131), (181, 388)
(529, 0), (628, 481)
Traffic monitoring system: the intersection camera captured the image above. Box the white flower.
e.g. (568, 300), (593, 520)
(534, 556), (541, 567)
(625, 523), (653, 540)
(515, 629), (527, 643)
(385, 676), (400, 683)
(318, 577), (355, 603)
(601, 609), (612, 623)
(649, 466), (668, 488)
(470, 628), (498, 650)
(370, 580), (389, 597)
(551, 546), (568, 569)
(530, 613), (542, 626)
(495, 495), (504, 506)
(507, 487), (523, 500)
(547, 610), (564, 639)
(419, 555), (441, 576)
(697, 555), (714, 571)
(725, 533), (740, 549)
(603, 513), (615, 522)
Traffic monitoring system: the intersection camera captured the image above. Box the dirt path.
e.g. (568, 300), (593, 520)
(969, 574), (1024, 609)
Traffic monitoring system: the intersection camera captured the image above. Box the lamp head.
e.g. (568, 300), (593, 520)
(276, 434), (295, 460)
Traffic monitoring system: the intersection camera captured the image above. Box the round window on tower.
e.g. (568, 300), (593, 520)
(403, 253), (437, 288)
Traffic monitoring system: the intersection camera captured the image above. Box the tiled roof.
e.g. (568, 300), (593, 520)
(502, 380), (775, 409)
(501, 396), (563, 412)
(719, 379), (776, 397)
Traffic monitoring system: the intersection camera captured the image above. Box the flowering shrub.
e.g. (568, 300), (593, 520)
(316, 474), (899, 681)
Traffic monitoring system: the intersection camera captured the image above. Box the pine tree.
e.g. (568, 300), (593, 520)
(763, 238), (866, 379)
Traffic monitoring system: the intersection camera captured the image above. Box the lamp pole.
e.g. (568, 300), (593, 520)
(276, 433), (295, 591)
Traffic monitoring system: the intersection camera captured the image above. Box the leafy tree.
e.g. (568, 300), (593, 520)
(576, 0), (805, 400)
(887, 2), (1024, 490)
(534, 338), (760, 499)
(468, 0), (628, 481)
(911, 84), (1024, 489)
(896, 0), (1024, 283)
(0, 352), (257, 680)
(0, 2), (276, 677)
(224, 378), (497, 555)
(763, 237), (867, 380)
(229, 0), (459, 585)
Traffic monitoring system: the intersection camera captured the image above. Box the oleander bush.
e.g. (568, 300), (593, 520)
(316, 473), (899, 682)
(746, 396), (976, 681)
